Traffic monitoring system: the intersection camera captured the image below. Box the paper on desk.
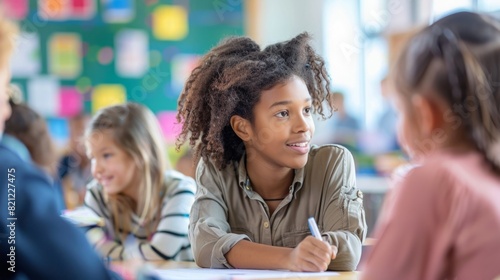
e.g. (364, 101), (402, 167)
(151, 268), (339, 280)
(61, 207), (105, 227)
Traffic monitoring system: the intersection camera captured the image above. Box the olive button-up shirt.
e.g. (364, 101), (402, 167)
(189, 145), (367, 270)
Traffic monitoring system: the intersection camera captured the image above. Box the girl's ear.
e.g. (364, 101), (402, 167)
(411, 94), (440, 137)
(230, 115), (251, 141)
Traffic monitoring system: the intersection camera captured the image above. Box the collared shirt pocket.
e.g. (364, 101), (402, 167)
(282, 229), (312, 248)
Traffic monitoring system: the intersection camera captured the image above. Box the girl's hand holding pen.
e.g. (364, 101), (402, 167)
(286, 236), (337, 272)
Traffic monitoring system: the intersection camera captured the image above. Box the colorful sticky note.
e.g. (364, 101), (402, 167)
(27, 76), (60, 117)
(170, 54), (201, 96)
(102, 0), (134, 23)
(70, 0), (95, 19)
(115, 29), (149, 77)
(46, 117), (69, 147)
(48, 33), (82, 79)
(59, 87), (83, 117)
(157, 111), (182, 143)
(10, 33), (41, 78)
(38, 0), (69, 20)
(3, 0), (28, 20)
(39, 0), (95, 20)
(153, 5), (188, 41)
(92, 84), (126, 113)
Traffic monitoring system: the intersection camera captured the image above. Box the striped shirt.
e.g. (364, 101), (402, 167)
(84, 170), (196, 261)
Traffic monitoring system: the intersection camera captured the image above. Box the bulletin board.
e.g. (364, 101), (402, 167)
(5, 0), (245, 143)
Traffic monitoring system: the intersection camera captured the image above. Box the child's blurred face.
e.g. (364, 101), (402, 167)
(0, 68), (11, 136)
(245, 75), (314, 170)
(87, 130), (139, 199)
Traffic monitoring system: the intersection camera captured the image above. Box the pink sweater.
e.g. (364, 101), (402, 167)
(361, 151), (500, 280)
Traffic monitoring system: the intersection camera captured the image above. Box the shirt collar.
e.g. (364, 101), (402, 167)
(237, 152), (305, 195)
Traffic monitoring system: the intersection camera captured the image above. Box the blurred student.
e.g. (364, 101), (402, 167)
(330, 92), (360, 132)
(0, 15), (119, 280)
(3, 101), (65, 212)
(84, 103), (195, 261)
(58, 114), (92, 209)
(176, 33), (366, 271)
(362, 12), (500, 280)
(329, 92), (360, 149)
(373, 77), (408, 176)
(0, 86), (30, 161)
(376, 77), (398, 148)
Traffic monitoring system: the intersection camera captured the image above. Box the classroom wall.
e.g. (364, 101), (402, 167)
(4, 0), (245, 146)
(247, 0), (325, 55)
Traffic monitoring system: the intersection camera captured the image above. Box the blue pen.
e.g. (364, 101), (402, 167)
(307, 217), (322, 240)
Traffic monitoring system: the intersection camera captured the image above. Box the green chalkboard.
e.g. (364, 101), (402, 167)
(10, 0), (245, 115)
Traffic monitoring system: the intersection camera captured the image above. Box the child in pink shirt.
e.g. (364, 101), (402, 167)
(362, 11), (500, 280)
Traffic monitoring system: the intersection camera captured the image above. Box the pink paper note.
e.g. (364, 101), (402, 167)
(59, 87), (83, 117)
(157, 111), (182, 143)
(3, 0), (28, 19)
(70, 0), (95, 19)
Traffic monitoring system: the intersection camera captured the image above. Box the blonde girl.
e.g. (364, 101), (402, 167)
(84, 102), (195, 261)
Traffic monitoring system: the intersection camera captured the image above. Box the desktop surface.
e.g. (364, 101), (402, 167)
(112, 260), (361, 280)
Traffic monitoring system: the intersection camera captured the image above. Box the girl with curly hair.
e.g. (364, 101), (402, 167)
(177, 33), (366, 271)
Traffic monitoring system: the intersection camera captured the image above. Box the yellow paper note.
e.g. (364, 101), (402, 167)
(48, 33), (81, 78)
(153, 5), (188, 41)
(92, 84), (126, 113)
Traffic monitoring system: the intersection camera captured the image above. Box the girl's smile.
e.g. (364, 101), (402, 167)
(86, 129), (139, 199)
(286, 139), (310, 154)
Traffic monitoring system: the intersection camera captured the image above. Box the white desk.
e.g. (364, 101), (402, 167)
(113, 261), (361, 280)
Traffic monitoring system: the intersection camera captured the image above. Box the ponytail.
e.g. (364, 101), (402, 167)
(394, 12), (500, 173)
(437, 27), (500, 172)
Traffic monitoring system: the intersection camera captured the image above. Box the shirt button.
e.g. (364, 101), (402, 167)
(263, 222), (269, 228)
(357, 190), (363, 199)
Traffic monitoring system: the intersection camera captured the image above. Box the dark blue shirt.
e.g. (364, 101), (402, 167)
(0, 144), (120, 280)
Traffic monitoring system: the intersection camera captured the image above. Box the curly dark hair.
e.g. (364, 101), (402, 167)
(176, 32), (332, 170)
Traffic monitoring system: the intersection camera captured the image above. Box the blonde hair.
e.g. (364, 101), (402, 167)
(0, 12), (18, 69)
(86, 102), (170, 240)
